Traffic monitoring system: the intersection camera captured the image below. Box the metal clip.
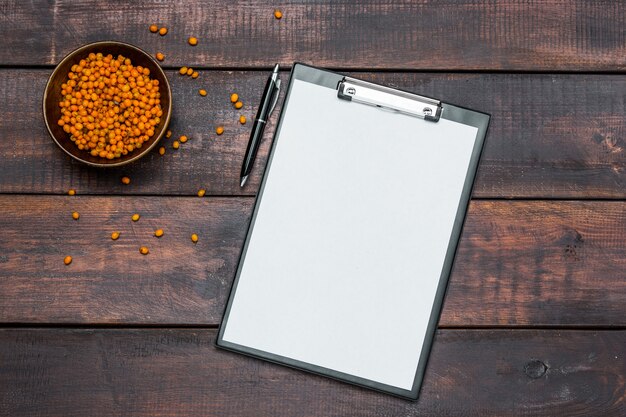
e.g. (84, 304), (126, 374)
(337, 77), (441, 122)
(269, 79), (281, 116)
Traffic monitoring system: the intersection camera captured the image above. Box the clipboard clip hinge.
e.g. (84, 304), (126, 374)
(337, 77), (442, 122)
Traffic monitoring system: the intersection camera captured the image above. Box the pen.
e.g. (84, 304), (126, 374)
(240, 63), (281, 187)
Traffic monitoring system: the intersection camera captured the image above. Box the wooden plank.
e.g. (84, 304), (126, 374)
(2, 70), (626, 198)
(0, 328), (623, 416)
(0, 196), (251, 325)
(0, 68), (269, 196)
(1, 1), (625, 71)
(0, 196), (625, 327)
(446, 200), (626, 327)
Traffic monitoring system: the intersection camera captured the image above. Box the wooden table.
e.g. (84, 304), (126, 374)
(1, 1), (624, 415)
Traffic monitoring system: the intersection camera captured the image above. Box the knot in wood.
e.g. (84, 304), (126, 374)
(524, 359), (547, 379)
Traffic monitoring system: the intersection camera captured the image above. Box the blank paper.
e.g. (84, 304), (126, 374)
(221, 78), (479, 390)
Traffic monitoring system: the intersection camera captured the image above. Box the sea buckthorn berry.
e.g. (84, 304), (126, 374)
(197, 189), (206, 197)
(149, 24), (158, 33)
(216, 126), (224, 135)
(64, 256), (72, 265)
(140, 246), (149, 255)
(68, 189), (76, 196)
(121, 176), (131, 185)
(191, 71), (199, 79)
(274, 9), (283, 19)
(239, 115), (246, 124)
(159, 146), (165, 155)
(179, 66), (188, 75)
(186, 67), (193, 76)
(234, 101), (243, 109)
(131, 213), (140, 222)
(230, 93), (238, 103)
(191, 234), (198, 243)
(199, 89), (207, 96)
(111, 232), (120, 240)
(154, 229), (164, 238)
(155, 52), (164, 61)
(166, 130), (172, 138)
(159, 27), (168, 36)
(172, 140), (180, 149)
(179, 135), (188, 143)
(188, 37), (198, 46)
(72, 211), (80, 220)
(56, 53), (162, 160)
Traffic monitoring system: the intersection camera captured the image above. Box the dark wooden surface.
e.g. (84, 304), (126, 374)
(1, 1), (625, 416)
(1, 329), (624, 417)
(1, 0), (625, 71)
(1, 197), (625, 327)
(3, 70), (626, 198)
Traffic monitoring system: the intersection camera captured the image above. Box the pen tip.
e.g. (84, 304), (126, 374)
(240, 176), (248, 188)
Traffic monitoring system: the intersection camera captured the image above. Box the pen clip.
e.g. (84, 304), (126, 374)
(269, 79), (281, 116)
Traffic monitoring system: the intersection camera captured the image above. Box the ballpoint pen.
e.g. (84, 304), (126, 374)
(240, 63), (281, 187)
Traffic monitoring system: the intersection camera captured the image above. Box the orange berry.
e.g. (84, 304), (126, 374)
(216, 126), (224, 135)
(191, 234), (198, 243)
(239, 115), (246, 124)
(197, 189), (206, 197)
(155, 52), (165, 61)
(57, 52), (161, 161)
(230, 93), (238, 103)
(274, 10), (283, 19)
(199, 89), (207, 96)
(149, 24), (158, 33)
(154, 229), (164, 238)
(179, 135), (188, 143)
(159, 146), (165, 155)
(68, 189), (76, 196)
(64, 256), (72, 265)
(111, 232), (120, 240)
(140, 246), (149, 255)
(188, 37), (198, 46)
(131, 213), (140, 222)
(121, 176), (131, 185)
(72, 211), (80, 220)
(159, 27), (168, 36)
(191, 71), (199, 79)
(234, 101), (243, 109)
(172, 140), (180, 149)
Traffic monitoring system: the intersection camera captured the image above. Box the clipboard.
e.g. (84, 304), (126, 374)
(217, 63), (490, 400)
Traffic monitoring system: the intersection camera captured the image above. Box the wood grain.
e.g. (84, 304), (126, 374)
(0, 328), (623, 416)
(2, 70), (626, 198)
(446, 200), (626, 327)
(1, 196), (624, 327)
(0, 196), (251, 325)
(1, 1), (623, 413)
(1, 1), (625, 71)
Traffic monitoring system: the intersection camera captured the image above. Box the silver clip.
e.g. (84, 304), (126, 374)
(269, 79), (281, 116)
(337, 77), (441, 122)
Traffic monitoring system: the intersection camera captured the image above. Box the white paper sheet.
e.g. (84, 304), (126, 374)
(222, 78), (478, 390)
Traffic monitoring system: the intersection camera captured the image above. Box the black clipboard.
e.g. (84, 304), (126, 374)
(217, 63), (490, 400)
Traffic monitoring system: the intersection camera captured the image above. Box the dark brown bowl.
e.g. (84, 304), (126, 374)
(43, 41), (172, 167)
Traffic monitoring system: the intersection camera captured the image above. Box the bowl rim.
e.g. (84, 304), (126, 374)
(42, 40), (172, 167)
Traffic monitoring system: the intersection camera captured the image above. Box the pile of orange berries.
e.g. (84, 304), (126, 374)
(57, 52), (163, 160)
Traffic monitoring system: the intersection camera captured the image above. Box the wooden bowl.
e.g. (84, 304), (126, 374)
(43, 41), (172, 167)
